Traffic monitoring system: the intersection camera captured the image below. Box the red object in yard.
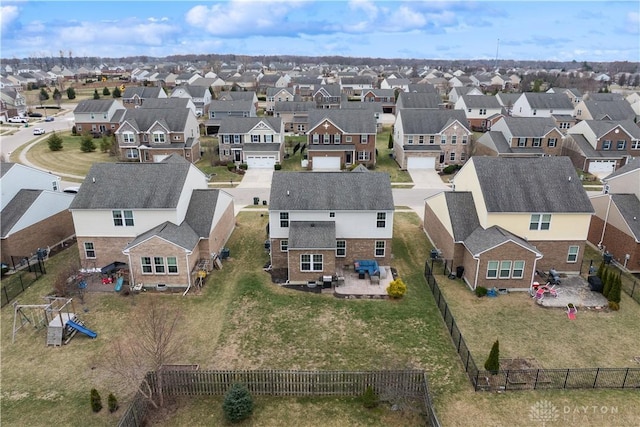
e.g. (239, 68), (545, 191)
(102, 277), (113, 285)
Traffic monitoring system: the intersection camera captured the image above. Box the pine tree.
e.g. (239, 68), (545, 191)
(112, 86), (122, 98)
(222, 383), (254, 423)
(608, 274), (622, 304)
(90, 388), (102, 413)
(387, 133), (393, 149)
(80, 133), (96, 152)
(93, 89), (100, 99)
(484, 339), (500, 373)
(102, 87), (110, 96)
(66, 87), (76, 100)
(47, 132), (63, 151)
(602, 268), (612, 298)
(596, 261), (605, 279)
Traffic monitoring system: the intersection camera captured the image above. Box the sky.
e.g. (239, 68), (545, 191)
(1, 0), (639, 63)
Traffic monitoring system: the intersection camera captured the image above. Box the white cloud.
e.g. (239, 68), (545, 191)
(0, 5), (19, 32)
(349, 0), (378, 20)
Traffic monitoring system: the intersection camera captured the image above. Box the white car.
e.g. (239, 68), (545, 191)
(8, 116), (27, 123)
(33, 128), (45, 135)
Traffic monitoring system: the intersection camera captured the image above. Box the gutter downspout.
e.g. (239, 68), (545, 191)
(598, 194), (613, 248)
(182, 250), (193, 296)
(472, 254), (480, 291)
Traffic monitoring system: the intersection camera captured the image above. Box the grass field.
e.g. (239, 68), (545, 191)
(2, 213), (639, 427)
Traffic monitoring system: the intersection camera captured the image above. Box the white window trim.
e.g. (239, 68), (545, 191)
(167, 257), (178, 274)
(567, 246), (579, 263)
(529, 213), (551, 231)
(486, 261), (499, 279)
(336, 240), (346, 257)
(375, 241), (385, 257)
(141, 257), (152, 274)
(280, 240), (288, 252)
(512, 261), (525, 279)
(84, 242), (96, 259)
(300, 254), (323, 272)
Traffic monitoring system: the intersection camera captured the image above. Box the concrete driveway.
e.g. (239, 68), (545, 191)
(236, 168), (274, 189)
(407, 169), (450, 190)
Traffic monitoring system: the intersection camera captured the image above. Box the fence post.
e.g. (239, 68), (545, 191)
(622, 368), (629, 388)
(533, 369), (540, 390)
(632, 281), (637, 298)
(465, 349), (470, 373)
(563, 370), (570, 389)
(474, 370), (479, 391)
(593, 368), (600, 388)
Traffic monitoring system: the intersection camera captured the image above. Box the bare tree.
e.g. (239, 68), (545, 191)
(105, 300), (183, 408)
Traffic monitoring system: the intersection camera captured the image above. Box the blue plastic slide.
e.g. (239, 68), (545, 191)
(67, 320), (97, 339)
(114, 276), (124, 292)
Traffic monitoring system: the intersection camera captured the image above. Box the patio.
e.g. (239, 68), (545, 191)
(331, 265), (396, 299)
(531, 275), (608, 309)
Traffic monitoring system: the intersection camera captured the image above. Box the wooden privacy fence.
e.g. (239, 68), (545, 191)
(424, 260), (640, 392)
(118, 369), (440, 427)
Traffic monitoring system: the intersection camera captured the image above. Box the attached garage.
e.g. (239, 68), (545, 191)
(312, 156), (341, 171)
(407, 156), (436, 170)
(153, 154), (169, 162)
(246, 155), (277, 169)
(588, 160), (616, 174)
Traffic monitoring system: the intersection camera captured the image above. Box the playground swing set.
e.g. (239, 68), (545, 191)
(12, 297), (98, 346)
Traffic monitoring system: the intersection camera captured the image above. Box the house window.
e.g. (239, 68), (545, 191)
(479, 108), (487, 115)
(532, 138), (541, 147)
(329, 212), (335, 218)
(567, 246), (579, 263)
(429, 135), (435, 144)
(460, 152), (467, 161)
(499, 261), (512, 278)
(323, 133), (331, 144)
(375, 241), (385, 257)
(336, 240), (346, 257)
(631, 140), (640, 149)
(462, 135), (468, 144)
(334, 134), (341, 144)
(264, 134), (273, 143)
(357, 151), (370, 161)
(300, 254), (323, 272)
(576, 109), (582, 116)
(251, 135), (260, 143)
(223, 149), (229, 156)
(467, 108), (472, 113)
(112, 210), (123, 226)
(361, 135), (368, 144)
(419, 135), (424, 144)
(512, 261), (525, 279)
(126, 149), (138, 159)
(377, 212), (386, 228)
(451, 135), (457, 145)
(223, 135), (230, 144)
(124, 210), (134, 226)
(450, 152), (456, 161)
(487, 261), (499, 279)
(548, 138), (557, 147)
(408, 136), (414, 144)
(312, 134), (319, 144)
(602, 140), (611, 150)
(154, 256), (165, 274)
(297, 124), (304, 132)
(233, 135), (241, 144)
(280, 212), (289, 227)
(113, 210), (134, 226)
(52, 181), (58, 191)
(84, 242), (96, 259)
(90, 113), (95, 119)
(617, 140), (626, 150)
(167, 257), (178, 274)
(141, 257), (152, 274)
(518, 138), (526, 147)
(532, 109), (537, 116)
(153, 132), (166, 143)
(77, 126), (83, 132)
(345, 136), (352, 143)
(441, 135), (447, 144)
(280, 240), (288, 252)
(123, 132), (135, 143)
(529, 213), (551, 230)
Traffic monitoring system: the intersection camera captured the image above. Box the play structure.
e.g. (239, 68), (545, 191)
(12, 297), (97, 346)
(566, 303), (578, 320)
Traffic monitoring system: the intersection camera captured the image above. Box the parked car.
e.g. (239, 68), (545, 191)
(8, 116), (27, 123)
(28, 112), (43, 117)
(44, 116), (54, 122)
(33, 128), (45, 135)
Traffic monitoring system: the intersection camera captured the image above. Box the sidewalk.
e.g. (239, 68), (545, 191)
(17, 136), (85, 181)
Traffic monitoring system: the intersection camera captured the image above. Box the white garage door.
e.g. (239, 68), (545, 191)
(246, 155), (276, 169)
(588, 160), (616, 174)
(312, 156), (341, 171)
(407, 156), (436, 169)
(153, 154), (169, 162)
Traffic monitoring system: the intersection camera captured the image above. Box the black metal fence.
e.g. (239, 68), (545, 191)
(0, 258), (46, 308)
(118, 369), (441, 427)
(424, 260), (640, 392)
(581, 258), (639, 304)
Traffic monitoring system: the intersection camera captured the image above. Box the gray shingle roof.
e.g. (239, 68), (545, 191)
(469, 157), (594, 213)
(308, 110), (376, 134)
(123, 86), (162, 98)
(266, 87), (294, 97)
(73, 99), (119, 113)
(119, 106), (189, 132)
(460, 94), (501, 108)
(69, 155), (191, 209)
(611, 194), (640, 240)
(274, 101), (316, 113)
(583, 100), (635, 121)
(209, 100), (253, 111)
(398, 109), (468, 134)
(0, 162), (15, 178)
(582, 119), (640, 139)
(524, 93), (574, 110)
(269, 171), (393, 211)
(125, 221), (200, 251)
(407, 83), (436, 93)
(398, 92), (442, 109)
(464, 225), (541, 256)
(140, 98), (191, 110)
(315, 84), (342, 97)
(289, 221), (336, 249)
(444, 192), (480, 241)
(184, 189), (220, 237)
(605, 157), (640, 180)
(496, 92), (521, 106)
(499, 117), (559, 137)
(477, 131), (511, 154)
(1, 189), (42, 237)
(218, 117), (282, 134)
(217, 92), (256, 102)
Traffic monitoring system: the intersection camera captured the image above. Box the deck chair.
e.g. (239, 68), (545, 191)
(533, 287), (545, 301)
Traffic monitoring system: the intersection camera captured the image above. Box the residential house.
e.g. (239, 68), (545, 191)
(69, 155), (235, 291)
(292, 76), (325, 99)
(306, 109), (377, 170)
(115, 99), (201, 163)
(546, 87), (583, 105)
(393, 109), (471, 169)
(266, 87), (296, 114)
(170, 84), (212, 117)
(585, 93), (624, 102)
(512, 92), (574, 117)
(313, 84), (343, 109)
(0, 163), (74, 265)
(0, 88), (27, 119)
(361, 89), (396, 114)
(217, 91), (259, 110)
(257, 73), (291, 94)
(448, 75), (474, 88)
(268, 171), (394, 283)
(448, 86), (483, 105)
(407, 83), (437, 93)
(563, 119), (640, 175)
(340, 101), (383, 130)
(574, 100), (636, 121)
(273, 101), (316, 134)
(454, 94), (503, 131)
(217, 117), (284, 168)
(380, 77), (410, 91)
(424, 157), (593, 290)
(174, 72), (202, 86)
(396, 92), (443, 110)
(588, 158), (640, 272)
(340, 76), (375, 97)
(121, 86), (167, 109)
(475, 117), (564, 158)
(205, 100), (257, 134)
(73, 99), (126, 136)
(192, 76), (227, 93)
(495, 92), (521, 116)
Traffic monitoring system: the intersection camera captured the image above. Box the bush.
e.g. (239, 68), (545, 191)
(227, 162), (236, 171)
(107, 393), (118, 413)
(361, 385), (379, 409)
(274, 163), (282, 170)
(602, 268), (612, 298)
(475, 286), (488, 297)
(100, 135), (111, 153)
(222, 383), (254, 423)
(71, 125), (77, 135)
(90, 388), (102, 413)
(608, 274), (622, 304)
(80, 133), (97, 152)
(47, 132), (63, 151)
(239, 163), (248, 170)
(387, 133), (393, 149)
(484, 339), (500, 374)
(442, 164), (460, 174)
(608, 301), (620, 311)
(386, 278), (407, 299)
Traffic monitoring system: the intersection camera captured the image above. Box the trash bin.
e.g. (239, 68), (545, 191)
(253, 197), (260, 205)
(603, 252), (613, 264)
(430, 249), (439, 260)
(262, 200), (267, 206)
(220, 248), (230, 259)
(456, 266), (465, 278)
